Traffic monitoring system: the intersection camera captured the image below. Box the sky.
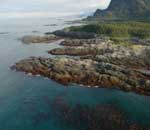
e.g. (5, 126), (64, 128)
(0, 0), (111, 17)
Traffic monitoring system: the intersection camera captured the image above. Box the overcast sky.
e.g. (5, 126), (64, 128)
(0, 0), (111, 17)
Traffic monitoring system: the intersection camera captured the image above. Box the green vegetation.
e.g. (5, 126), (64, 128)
(110, 37), (131, 47)
(68, 22), (150, 39)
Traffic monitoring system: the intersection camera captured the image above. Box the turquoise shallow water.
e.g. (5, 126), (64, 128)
(0, 17), (150, 130)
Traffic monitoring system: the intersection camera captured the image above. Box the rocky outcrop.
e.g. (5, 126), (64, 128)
(49, 39), (114, 56)
(60, 38), (110, 46)
(12, 53), (150, 95)
(21, 35), (61, 44)
(130, 38), (150, 46)
(51, 30), (97, 39)
(49, 47), (98, 56)
(12, 36), (150, 96)
(49, 39), (148, 59)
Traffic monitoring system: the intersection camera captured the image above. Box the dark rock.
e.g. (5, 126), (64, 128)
(11, 56), (150, 96)
(52, 30), (97, 39)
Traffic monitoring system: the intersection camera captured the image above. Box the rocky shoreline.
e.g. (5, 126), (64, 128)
(21, 35), (62, 44)
(11, 33), (150, 96)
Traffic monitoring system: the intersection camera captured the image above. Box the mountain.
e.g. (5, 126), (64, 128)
(88, 0), (150, 20)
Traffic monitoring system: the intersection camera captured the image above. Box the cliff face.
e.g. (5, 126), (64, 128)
(91, 0), (150, 20)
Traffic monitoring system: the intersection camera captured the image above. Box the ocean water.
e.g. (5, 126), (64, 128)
(0, 17), (150, 130)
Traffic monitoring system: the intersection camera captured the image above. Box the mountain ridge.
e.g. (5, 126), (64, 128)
(88, 0), (150, 20)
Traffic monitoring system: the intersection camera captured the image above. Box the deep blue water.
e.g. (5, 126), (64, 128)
(0, 17), (150, 130)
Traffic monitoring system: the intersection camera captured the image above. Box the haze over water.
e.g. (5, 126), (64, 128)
(0, 16), (149, 129)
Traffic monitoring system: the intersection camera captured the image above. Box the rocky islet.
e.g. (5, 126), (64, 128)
(21, 34), (62, 44)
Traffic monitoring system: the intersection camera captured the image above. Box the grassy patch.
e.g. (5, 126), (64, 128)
(68, 22), (150, 39)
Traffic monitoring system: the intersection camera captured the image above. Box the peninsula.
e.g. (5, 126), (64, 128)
(11, 0), (150, 96)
